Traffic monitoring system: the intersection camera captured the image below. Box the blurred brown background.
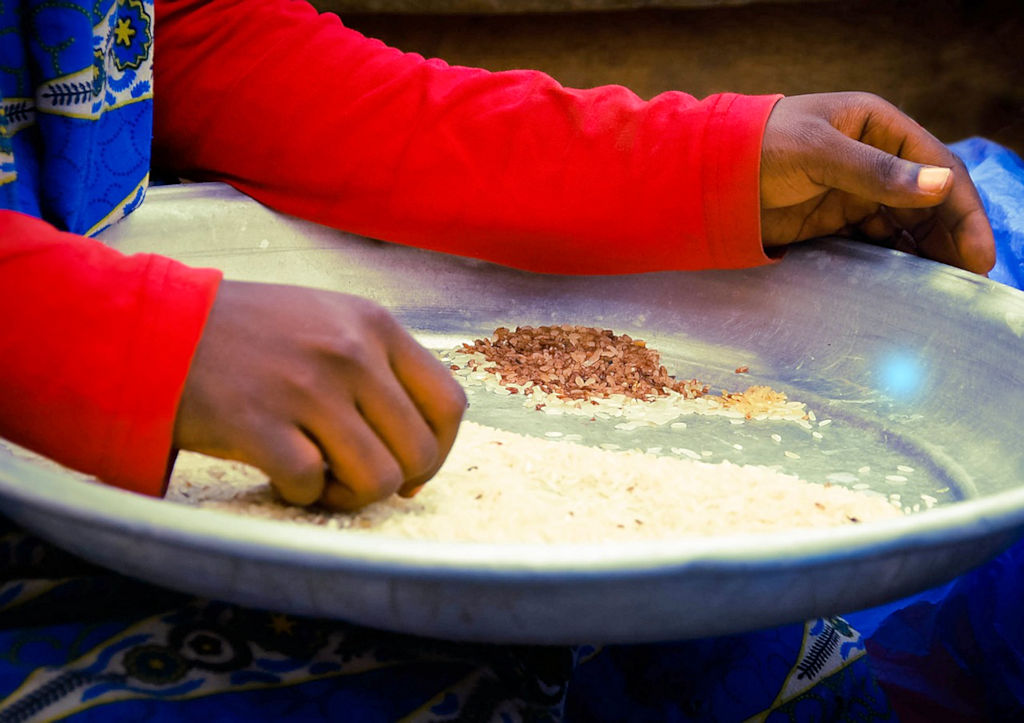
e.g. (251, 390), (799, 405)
(316, 0), (1024, 156)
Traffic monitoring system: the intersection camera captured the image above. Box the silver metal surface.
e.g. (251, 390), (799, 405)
(2, 182), (1023, 643)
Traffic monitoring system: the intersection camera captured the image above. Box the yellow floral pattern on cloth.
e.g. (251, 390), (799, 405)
(0, 0), (154, 233)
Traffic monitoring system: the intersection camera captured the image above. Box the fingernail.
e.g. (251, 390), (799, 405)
(917, 166), (952, 193)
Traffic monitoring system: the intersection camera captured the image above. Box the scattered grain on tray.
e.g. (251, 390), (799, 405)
(167, 422), (903, 543)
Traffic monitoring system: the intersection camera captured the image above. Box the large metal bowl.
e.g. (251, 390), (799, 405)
(2, 182), (1023, 644)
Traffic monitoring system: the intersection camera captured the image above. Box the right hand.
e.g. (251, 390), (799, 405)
(173, 280), (467, 510)
(760, 92), (995, 274)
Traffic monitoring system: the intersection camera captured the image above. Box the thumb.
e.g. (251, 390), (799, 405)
(821, 133), (953, 208)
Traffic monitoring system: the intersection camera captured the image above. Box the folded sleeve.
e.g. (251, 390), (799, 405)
(0, 211), (222, 496)
(152, 0), (780, 274)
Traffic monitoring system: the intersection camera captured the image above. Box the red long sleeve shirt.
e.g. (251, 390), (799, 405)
(0, 212), (221, 494)
(0, 0), (780, 496)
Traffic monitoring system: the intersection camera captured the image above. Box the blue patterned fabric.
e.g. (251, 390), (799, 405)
(565, 619), (893, 721)
(0, 514), (893, 721)
(0, 515), (576, 721)
(0, 0), (153, 236)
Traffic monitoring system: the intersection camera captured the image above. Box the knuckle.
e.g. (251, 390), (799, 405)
(271, 459), (325, 507)
(321, 330), (374, 371)
(354, 461), (404, 508)
(281, 359), (323, 401)
(434, 379), (469, 422)
(829, 92), (896, 135)
(856, 90), (883, 105)
(366, 299), (398, 327)
(846, 91), (887, 113)
(352, 297), (398, 334)
(323, 308), (402, 370)
(310, 296), (395, 368)
(321, 458), (403, 511)
(405, 435), (441, 478)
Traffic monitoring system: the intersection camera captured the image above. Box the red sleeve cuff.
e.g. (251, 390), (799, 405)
(0, 211), (223, 496)
(700, 92), (783, 269)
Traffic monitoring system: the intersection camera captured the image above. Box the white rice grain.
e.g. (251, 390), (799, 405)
(168, 422), (903, 543)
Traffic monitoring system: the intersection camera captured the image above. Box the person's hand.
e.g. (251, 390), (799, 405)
(173, 280), (466, 510)
(760, 92), (995, 274)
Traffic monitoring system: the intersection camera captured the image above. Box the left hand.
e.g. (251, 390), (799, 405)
(174, 281), (467, 510)
(760, 92), (996, 274)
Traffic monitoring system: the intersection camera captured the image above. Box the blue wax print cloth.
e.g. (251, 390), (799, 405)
(0, 513), (891, 722)
(0, 0), (153, 235)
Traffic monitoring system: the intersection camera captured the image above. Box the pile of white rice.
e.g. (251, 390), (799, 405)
(168, 421), (903, 543)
